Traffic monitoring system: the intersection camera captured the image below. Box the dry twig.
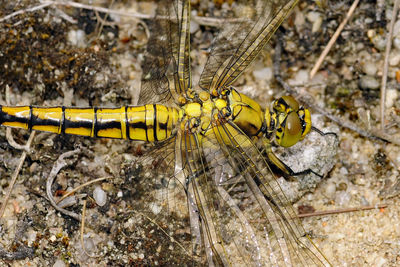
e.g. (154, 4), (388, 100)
(0, 86), (37, 219)
(0, 131), (36, 219)
(0, 2), (52, 23)
(380, 0), (400, 130)
(56, 176), (111, 204)
(80, 199), (101, 258)
(0, 0), (239, 27)
(298, 204), (387, 218)
(0, 244), (34, 260)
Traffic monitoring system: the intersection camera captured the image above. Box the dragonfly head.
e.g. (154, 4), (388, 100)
(264, 95), (311, 147)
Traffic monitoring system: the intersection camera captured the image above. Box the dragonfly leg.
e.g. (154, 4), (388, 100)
(264, 143), (324, 179)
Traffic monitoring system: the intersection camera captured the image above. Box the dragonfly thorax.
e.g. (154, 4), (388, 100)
(179, 92), (216, 134)
(227, 88), (265, 137)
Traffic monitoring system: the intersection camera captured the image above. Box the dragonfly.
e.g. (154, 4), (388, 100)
(0, 0), (332, 266)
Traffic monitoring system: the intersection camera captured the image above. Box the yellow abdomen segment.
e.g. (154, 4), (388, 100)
(0, 105), (179, 142)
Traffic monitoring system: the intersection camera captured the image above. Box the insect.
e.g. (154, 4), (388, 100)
(0, 0), (335, 266)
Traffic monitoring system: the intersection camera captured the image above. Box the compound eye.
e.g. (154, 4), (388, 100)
(273, 95), (299, 113)
(279, 112), (302, 147)
(281, 95), (299, 111)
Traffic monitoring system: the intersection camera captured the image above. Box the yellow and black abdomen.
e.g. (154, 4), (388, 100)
(0, 105), (179, 142)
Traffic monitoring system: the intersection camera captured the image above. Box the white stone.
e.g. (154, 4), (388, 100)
(359, 75), (379, 90)
(306, 11), (321, 23)
(53, 259), (66, 267)
(386, 88), (398, 109)
(324, 182), (336, 198)
(393, 20), (400, 37)
(335, 191), (351, 206)
(49, 235), (57, 242)
(190, 11), (199, 34)
(252, 67), (273, 81)
(294, 69), (309, 84)
(93, 186), (107, 207)
(389, 51), (400, 66)
(67, 29), (86, 48)
(362, 61), (377, 76)
(151, 203), (162, 215)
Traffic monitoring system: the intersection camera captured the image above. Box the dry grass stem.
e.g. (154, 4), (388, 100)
(0, 2), (52, 23)
(80, 199), (101, 258)
(0, 0), (239, 28)
(380, 0), (400, 130)
(298, 204), (388, 218)
(56, 176), (111, 204)
(0, 131), (36, 219)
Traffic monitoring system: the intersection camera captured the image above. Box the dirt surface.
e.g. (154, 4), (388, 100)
(1, 0), (400, 266)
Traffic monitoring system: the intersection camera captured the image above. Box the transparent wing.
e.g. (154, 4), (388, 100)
(124, 136), (201, 265)
(139, 0), (191, 105)
(199, 0), (298, 94)
(215, 120), (330, 265)
(182, 128), (265, 265)
(178, 118), (331, 266)
(134, 120), (329, 265)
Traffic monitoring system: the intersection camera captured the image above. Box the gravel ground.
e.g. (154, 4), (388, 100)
(1, 0), (400, 266)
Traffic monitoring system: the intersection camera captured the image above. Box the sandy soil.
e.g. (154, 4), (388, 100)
(1, 1), (400, 266)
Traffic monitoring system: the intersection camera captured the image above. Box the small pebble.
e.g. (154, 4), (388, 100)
(389, 52), (400, 66)
(84, 236), (95, 253)
(67, 29), (86, 48)
(393, 20), (400, 37)
(375, 257), (387, 267)
(151, 203), (162, 215)
(93, 186), (107, 207)
(253, 67), (272, 81)
(394, 37), (400, 50)
(306, 11), (323, 32)
(386, 89), (398, 109)
(312, 16), (323, 33)
(359, 75), (379, 90)
(362, 61), (377, 76)
(368, 29), (386, 51)
(324, 182), (336, 198)
(53, 259), (66, 267)
(49, 235), (57, 242)
(294, 69), (309, 84)
(339, 166), (349, 176)
(335, 191), (351, 206)
(29, 162), (39, 173)
(306, 11), (321, 23)
(190, 11), (199, 33)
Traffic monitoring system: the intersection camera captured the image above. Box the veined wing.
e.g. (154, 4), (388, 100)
(199, 0), (298, 95)
(179, 117), (331, 266)
(126, 135), (202, 265)
(181, 129), (264, 265)
(214, 120), (330, 266)
(139, 0), (191, 105)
